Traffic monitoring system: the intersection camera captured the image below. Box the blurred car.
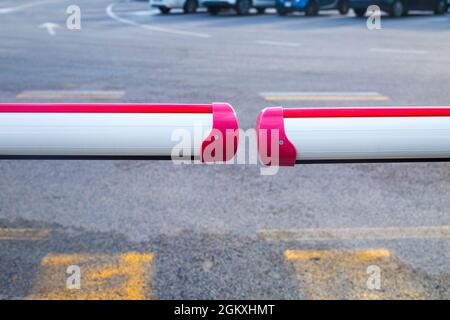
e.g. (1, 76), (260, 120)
(350, 0), (448, 17)
(276, 0), (350, 16)
(201, 0), (276, 15)
(150, 0), (201, 14)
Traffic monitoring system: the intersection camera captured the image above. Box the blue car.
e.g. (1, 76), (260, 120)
(276, 0), (350, 16)
(350, 0), (448, 18)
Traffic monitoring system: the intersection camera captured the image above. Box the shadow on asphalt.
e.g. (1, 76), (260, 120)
(0, 218), (448, 299)
(0, 218), (299, 299)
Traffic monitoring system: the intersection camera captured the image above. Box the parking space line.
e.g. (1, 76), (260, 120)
(260, 92), (390, 101)
(259, 226), (450, 241)
(285, 248), (425, 299)
(16, 90), (125, 100)
(29, 252), (154, 300)
(0, 0), (53, 14)
(0, 228), (51, 240)
(255, 40), (302, 48)
(106, 3), (211, 39)
(370, 48), (428, 55)
(285, 248), (391, 261)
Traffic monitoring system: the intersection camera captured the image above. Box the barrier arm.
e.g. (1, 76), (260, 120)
(0, 102), (238, 162)
(256, 106), (450, 166)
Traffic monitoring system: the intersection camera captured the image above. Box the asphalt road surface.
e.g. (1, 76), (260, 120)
(0, 0), (449, 299)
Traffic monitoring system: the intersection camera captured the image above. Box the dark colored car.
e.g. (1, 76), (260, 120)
(350, 0), (448, 17)
(276, 0), (350, 16)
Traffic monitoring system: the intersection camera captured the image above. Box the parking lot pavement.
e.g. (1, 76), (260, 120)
(0, 0), (449, 299)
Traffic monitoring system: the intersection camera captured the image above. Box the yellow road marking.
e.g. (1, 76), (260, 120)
(0, 228), (51, 240)
(285, 248), (391, 261)
(285, 248), (426, 300)
(259, 226), (450, 241)
(16, 90), (125, 100)
(29, 252), (154, 300)
(264, 96), (390, 101)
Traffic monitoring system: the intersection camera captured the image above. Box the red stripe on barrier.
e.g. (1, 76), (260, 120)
(0, 103), (213, 114)
(283, 107), (450, 118)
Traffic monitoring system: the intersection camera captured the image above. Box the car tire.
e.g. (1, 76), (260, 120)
(305, 0), (319, 16)
(236, 0), (251, 15)
(338, 0), (349, 15)
(207, 7), (220, 15)
(159, 6), (171, 14)
(390, 0), (405, 18)
(256, 7), (266, 14)
(353, 8), (366, 17)
(183, 0), (198, 14)
(276, 7), (289, 15)
(434, 0), (448, 15)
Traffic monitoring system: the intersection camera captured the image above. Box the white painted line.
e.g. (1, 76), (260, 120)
(129, 10), (155, 17)
(255, 40), (301, 48)
(259, 226), (450, 241)
(370, 48), (428, 55)
(0, 48), (21, 54)
(106, 3), (211, 39)
(0, 228), (51, 240)
(0, 0), (53, 14)
(261, 92), (384, 97)
(17, 90), (125, 100)
(259, 92), (390, 101)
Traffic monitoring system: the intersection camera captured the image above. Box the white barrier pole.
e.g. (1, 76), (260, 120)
(0, 102), (239, 162)
(257, 107), (450, 166)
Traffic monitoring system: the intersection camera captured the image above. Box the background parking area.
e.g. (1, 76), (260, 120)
(0, 0), (449, 299)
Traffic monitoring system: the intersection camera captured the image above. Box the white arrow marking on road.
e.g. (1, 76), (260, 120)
(39, 22), (60, 35)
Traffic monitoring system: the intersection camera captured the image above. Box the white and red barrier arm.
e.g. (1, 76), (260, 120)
(0, 102), (238, 162)
(257, 107), (450, 166)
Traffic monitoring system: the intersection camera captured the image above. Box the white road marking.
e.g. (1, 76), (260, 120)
(370, 48), (428, 55)
(39, 22), (60, 36)
(0, 48), (22, 54)
(259, 92), (390, 101)
(0, 228), (51, 240)
(17, 90), (125, 99)
(0, 0), (53, 14)
(261, 91), (384, 96)
(255, 40), (302, 48)
(259, 225), (450, 241)
(106, 3), (211, 39)
(129, 10), (155, 17)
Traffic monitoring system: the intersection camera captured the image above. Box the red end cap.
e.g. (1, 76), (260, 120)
(283, 107), (450, 118)
(0, 103), (213, 114)
(256, 107), (296, 167)
(201, 103), (239, 163)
